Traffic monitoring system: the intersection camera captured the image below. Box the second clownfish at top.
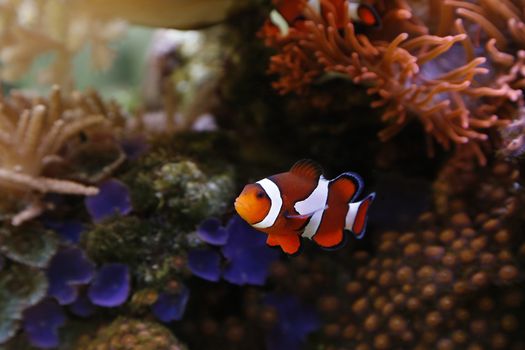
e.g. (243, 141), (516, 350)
(270, 0), (381, 36)
(234, 160), (375, 254)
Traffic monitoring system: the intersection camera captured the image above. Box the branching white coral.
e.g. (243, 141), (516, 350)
(0, 0), (255, 86)
(0, 0), (126, 86)
(0, 86), (126, 225)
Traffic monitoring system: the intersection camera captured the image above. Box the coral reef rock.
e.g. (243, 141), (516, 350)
(76, 317), (187, 350)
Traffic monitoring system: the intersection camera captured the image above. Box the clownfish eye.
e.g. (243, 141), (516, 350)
(256, 191), (265, 199)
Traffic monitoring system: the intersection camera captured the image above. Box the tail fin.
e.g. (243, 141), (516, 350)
(345, 193), (375, 239)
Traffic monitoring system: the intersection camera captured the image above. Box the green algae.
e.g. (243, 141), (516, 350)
(0, 264), (47, 344)
(121, 132), (237, 215)
(83, 216), (153, 264)
(152, 161), (232, 224)
(0, 223), (57, 344)
(83, 216), (186, 288)
(0, 224), (58, 269)
(83, 131), (235, 288)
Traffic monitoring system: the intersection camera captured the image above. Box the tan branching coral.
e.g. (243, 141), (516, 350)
(0, 0), (262, 88)
(260, 0), (523, 163)
(0, 0), (126, 86)
(0, 86), (125, 226)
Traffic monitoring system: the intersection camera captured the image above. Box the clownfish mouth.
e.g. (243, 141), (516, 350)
(234, 198), (251, 220)
(234, 197), (245, 211)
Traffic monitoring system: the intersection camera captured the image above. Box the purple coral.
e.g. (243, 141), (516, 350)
(189, 216), (279, 286)
(151, 287), (190, 322)
(264, 294), (319, 350)
(222, 216), (279, 285)
(23, 299), (66, 348)
(188, 248), (222, 282)
(43, 220), (85, 243)
(46, 247), (95, 304)
(88, 263), (130, 307)
(120, 135), (149, 160)
(69, 293), (96, 317)
(197, 218), (229, 245)
(85, 179), (132, 223)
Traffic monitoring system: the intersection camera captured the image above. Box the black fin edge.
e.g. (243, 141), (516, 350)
(319, 230), (349, 251)
(330, 171), (364, 203)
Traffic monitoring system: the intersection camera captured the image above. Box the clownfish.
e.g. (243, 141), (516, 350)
(269, 0), (381, 36)
(234, 160), (375, 254)
(346, 1), (382, 28)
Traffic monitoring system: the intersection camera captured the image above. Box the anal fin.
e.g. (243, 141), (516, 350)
(312, 228), (344, 248)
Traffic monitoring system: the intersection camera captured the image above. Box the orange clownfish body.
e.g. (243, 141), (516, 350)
(234, 160), (375, 254)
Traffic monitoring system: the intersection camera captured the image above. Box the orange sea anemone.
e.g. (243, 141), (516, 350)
(260, 0), (524, 164)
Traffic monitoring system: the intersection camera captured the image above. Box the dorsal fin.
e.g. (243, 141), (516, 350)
(289, 159), (324, 180)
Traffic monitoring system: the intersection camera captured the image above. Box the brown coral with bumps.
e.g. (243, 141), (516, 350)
(260, 0), (523, 163)
(76, 317), (187, 350)
(0, 86), (125, 225)
(266, 155), (525, 349)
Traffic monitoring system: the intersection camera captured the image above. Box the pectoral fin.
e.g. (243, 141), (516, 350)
(285, 206), (328, 230)
(266, 232), (301, 254)
(277, 234), (301, 254)
(266, 234), (280, 247)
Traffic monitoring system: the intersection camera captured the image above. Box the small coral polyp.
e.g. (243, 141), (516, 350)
(0, 86), (122, 225)
(260, 0), (522, 163)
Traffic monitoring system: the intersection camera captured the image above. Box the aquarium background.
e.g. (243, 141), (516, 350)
(0, 0), (524, 349)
